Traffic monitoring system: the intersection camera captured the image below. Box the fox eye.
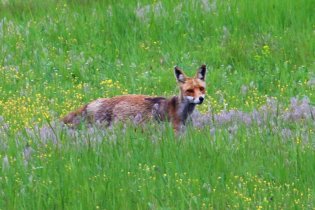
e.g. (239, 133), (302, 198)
(186, 89), (194, 94)
(199, 87), (205, 91)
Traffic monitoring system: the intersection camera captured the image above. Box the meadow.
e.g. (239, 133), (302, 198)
(0, 0), (315, 209)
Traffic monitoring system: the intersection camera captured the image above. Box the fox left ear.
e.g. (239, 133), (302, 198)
(196, 64), (206, 81)
(174, 66), (186, 83)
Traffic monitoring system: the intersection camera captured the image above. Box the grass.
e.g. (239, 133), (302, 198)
(1, 123), (314, 209)
(0, 0), (315, 209)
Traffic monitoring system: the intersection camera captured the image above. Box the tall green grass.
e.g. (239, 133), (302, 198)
(1, 123), (314, 209)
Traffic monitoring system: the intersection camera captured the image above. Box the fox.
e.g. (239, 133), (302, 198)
(62, 64), (207, 133)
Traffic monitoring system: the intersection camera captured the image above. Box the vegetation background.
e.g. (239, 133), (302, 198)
(0, 0), (314, 209)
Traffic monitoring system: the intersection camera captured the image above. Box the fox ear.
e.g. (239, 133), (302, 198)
(174, 66), (186, 83)
(196, 64), (206, 81)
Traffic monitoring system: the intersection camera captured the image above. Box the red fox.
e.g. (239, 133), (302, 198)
(62, 64), (207, 133)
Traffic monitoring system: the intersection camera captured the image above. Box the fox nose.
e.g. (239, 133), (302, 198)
(199, 97), (204, 103)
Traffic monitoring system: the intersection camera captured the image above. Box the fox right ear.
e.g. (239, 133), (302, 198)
(196, 64), (207, 81)
(174, 66), (186, 83)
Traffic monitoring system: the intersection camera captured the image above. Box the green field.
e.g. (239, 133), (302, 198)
(0, 0), (315, 209)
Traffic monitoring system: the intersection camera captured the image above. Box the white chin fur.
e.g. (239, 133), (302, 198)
(185, 96), (194, 103)
(185, 96), (201, 104)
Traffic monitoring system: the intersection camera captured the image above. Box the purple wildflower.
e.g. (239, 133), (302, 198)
(23, 144), (34, 166)
(2, 155), (9, 171)
(281, 128), (292, 140)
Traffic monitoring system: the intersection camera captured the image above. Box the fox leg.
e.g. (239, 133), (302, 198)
(172, 117), (182, 134)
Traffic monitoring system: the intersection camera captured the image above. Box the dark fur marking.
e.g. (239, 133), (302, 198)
(145, 97), (166, 104)
(62, 104), (88, 125)
(146, 97), (167, 122)
(94, 105), (113, 125)
(180, 103), (196, 125)
(170, 96), (178, 108)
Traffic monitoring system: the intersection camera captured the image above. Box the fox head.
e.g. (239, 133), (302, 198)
(174, 64), (207, 104)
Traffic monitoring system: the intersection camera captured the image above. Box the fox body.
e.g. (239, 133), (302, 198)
(62, 65), (207, 132)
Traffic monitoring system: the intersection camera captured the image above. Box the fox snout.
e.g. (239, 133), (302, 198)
(185, 95), (205, 104)
(198, 96), (204, 104)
